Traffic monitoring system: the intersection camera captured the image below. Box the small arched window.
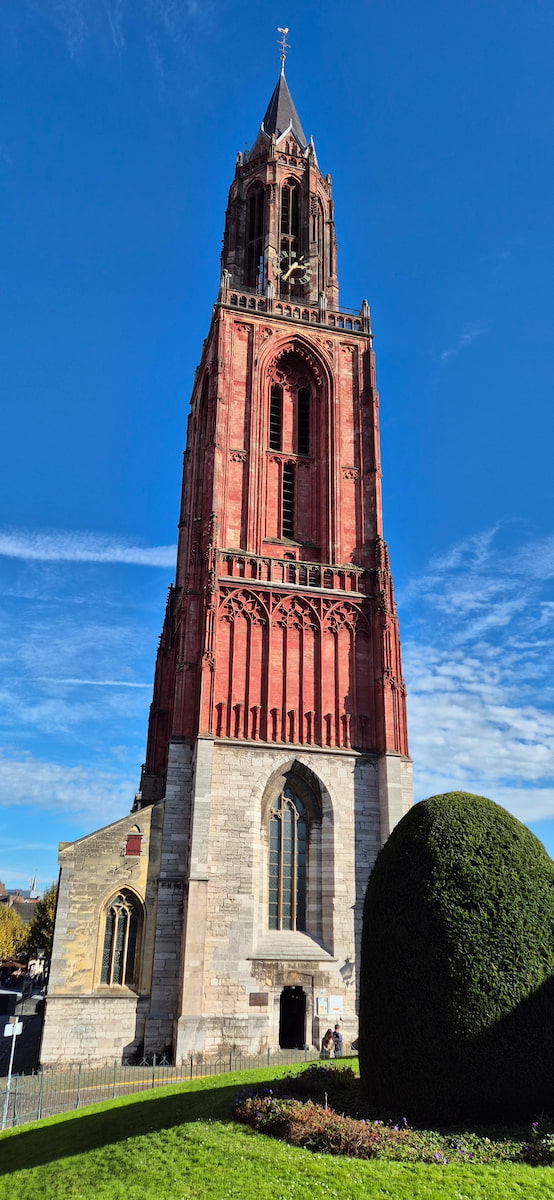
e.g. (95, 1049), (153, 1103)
(246, 183), (265, 292)
(100, 890), (142, 987)
(269, 787), (307, 930)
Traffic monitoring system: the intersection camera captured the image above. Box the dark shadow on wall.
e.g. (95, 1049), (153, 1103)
(352, 755), (380, 1016)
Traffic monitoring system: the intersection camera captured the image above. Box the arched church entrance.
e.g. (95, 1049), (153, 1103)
(279, 985), (306, 1049)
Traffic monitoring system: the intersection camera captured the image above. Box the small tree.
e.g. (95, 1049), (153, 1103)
(0, 905), (27, 960)
(25, 882), (58, 963)
(359, 792), (554, 1121)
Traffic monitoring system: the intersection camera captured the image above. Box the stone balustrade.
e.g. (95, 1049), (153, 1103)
(221, 288), (370, 334)
(218, 550), (368, 594)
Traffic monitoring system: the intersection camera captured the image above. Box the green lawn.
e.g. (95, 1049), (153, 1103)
(0, 1065), (553, 1200)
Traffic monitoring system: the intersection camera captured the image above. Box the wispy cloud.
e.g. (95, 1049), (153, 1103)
(0, 865), (49, 888)
(400, 524), (554, 825)
(0, 528), (176, 567)
(27, 0), (90, 59)
(40, 677), (151, 688)
(24, 0), (213, 66)
(101, 0), (126, 53)
(440, 322), (487, 364)
(0, 749), (136, 823)
(0, 576), (160, 737)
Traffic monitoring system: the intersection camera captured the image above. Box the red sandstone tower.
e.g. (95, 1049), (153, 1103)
(141, 72), (408, 794)
(42, 56), (413, 1067)
(134, 61), (412, 1058)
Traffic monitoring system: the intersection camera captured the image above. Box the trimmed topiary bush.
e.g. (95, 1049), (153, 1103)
(359, 791), (554, 1122)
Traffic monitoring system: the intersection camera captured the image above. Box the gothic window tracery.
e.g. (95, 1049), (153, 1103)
(219, 589), (268, 626)
(100, 890), (142, 988)
(265, 347), (324, 548)
(269, 787), (307, 931)
(272, 595), (319, 631)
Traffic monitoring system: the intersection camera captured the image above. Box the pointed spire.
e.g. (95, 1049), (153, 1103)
(261, 71), (307, 149)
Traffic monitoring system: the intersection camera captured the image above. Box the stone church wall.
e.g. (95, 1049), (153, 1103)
(174, 738), (410, 1059)
(41, 803), (163, 1066)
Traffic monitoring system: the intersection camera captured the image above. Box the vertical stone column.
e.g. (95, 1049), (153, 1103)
(144, 740), (193, 1056)
(175, 736), (215, 1058)
(378, 752), (413, 844)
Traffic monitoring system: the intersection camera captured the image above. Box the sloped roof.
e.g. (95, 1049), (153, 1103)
(261, 70), (307, 148)
(10, 900), (36, 925)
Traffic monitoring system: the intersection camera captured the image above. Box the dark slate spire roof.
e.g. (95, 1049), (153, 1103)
(261, 70), (307, 148)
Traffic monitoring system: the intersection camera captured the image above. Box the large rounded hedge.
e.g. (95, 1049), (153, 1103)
(359, 792), (554, 1121)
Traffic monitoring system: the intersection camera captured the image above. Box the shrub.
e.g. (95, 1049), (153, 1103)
(520, 1120), (554, 1166)
(359, 792), (554, 1121)
(234, 1071), (521, 1164)
(235, 1094), (415, 1159)
(278, 1063), (358, 1106)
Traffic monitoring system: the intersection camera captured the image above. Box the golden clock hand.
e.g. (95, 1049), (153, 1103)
(282, 261), (302, 281)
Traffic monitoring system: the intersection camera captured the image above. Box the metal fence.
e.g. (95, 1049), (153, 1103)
(0, 1048), (320, 1131)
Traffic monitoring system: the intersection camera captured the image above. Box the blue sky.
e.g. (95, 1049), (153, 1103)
(1, 0), (554, 890)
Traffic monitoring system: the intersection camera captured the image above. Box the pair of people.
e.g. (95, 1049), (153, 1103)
(321, 1023), (343, 1058)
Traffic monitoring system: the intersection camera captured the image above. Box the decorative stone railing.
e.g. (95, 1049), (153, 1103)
(217, 550), (368, 594)
(219, 286), (371, 334)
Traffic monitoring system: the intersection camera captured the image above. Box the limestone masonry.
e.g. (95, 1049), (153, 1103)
(41, 63), (413, 1066)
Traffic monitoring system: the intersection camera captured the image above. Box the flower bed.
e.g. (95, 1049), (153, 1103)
(234, 1065), (554, 1165)
(235, 1094), (414, 1159)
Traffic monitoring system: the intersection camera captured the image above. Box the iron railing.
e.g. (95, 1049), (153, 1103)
(0, 1047), (320, 1131)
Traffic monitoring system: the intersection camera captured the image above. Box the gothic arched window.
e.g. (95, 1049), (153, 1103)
(246, 183), (265, 292)
(269, 787), (307, 930)
(100, 890), (142, 987)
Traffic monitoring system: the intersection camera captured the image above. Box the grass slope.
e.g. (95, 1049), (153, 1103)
(0, 1065), (552, 1200)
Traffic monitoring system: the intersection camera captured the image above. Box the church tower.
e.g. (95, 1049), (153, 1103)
(41, 51), (412, 1066)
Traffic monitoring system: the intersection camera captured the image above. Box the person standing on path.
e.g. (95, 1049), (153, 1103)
(333, 1023), (343, 1057)
(321, 1029), (335, 1058)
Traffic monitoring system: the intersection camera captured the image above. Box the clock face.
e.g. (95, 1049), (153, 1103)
(274, 249), (313, 284)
